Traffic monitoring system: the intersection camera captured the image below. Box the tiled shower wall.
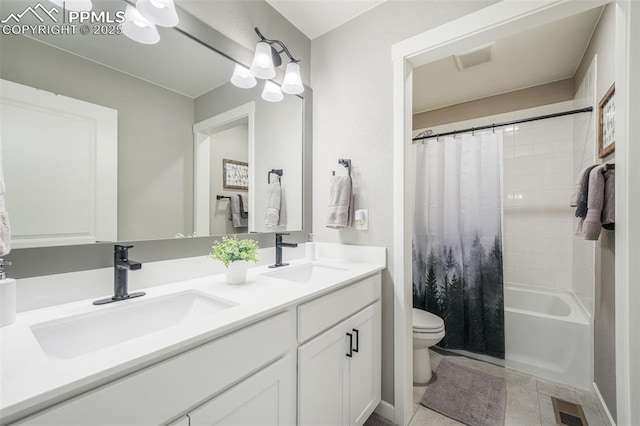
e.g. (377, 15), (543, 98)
(572, 58), (597, 315)
(502, 102), (575, 290)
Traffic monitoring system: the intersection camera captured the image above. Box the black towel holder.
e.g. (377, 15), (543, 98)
(268, 169), (283, 184)
(216, 195), (231, 201)
(333, 158), (351, 176)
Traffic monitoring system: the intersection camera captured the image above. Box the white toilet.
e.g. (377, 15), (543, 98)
(412, 308), (445, 384)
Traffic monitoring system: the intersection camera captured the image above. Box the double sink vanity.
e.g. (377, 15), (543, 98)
(0, 243), (385, 425)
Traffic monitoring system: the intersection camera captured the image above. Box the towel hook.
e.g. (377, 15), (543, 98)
(268, 169), (283, 184)
(337, 158), (352, 177)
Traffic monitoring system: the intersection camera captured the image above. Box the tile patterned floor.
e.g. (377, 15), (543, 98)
(366, 350), (609, 426)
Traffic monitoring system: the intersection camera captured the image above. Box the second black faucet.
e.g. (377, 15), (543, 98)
(269, 233), (298, 268)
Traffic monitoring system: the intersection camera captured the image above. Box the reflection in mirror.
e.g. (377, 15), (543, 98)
(0, 0), (305, 249)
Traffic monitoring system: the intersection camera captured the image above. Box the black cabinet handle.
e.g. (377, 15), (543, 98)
(352, 329), (359, 353)
(346, 333), (353, 358)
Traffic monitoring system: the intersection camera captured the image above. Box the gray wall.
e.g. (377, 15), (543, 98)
(576, 4), (617, 420)
(311, 0), (498, 406)
(413, 79), (575, 130)
(0, 35), (195, 241)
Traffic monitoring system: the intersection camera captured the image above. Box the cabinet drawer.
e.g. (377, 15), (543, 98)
(297, 274), (380, 343)
(16, 311), (294, 426)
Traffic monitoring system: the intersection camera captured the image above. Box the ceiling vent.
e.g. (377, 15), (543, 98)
(454, 43), (495, 71)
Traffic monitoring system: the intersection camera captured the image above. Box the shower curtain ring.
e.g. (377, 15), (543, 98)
(492, 124), (496, 133)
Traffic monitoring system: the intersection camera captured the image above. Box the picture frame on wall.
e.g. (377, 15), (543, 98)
(223, 159), (249, 190)
(598, 83), (615, 158)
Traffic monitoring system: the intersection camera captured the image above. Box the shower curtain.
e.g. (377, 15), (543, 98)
(413, 132), (505, 359)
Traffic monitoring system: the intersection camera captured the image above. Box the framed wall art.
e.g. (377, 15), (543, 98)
(223, 159), (249, 190)
(598, 83), (615, 158)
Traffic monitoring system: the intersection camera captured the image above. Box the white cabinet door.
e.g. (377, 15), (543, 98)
(298, 318), (351, 426)
(348, 302), (381, 426)
(188, 356), (295, 426)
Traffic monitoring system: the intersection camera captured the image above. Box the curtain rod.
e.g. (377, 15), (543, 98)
(412, 106), (593, 143)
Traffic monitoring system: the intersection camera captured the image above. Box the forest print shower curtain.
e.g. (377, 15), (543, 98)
(413, 132), (505, 359)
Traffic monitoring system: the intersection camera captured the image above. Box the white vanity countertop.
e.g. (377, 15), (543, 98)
(0, 244), (385, 422)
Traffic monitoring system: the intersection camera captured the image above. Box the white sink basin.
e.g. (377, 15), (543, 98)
(261, 263), (349, 284)
(31, 291), (236, 359)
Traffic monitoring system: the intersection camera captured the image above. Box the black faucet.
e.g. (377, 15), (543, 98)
(269, 233), (298, 268)
(93, 245), (145, 305)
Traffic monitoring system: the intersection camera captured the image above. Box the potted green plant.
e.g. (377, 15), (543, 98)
(209, 236), (259, 285)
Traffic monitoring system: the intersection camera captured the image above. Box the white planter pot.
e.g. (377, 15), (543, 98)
(226, 260), (249, 285)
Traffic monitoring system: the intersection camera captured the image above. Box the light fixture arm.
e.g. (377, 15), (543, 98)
(254, 27), (300, 64)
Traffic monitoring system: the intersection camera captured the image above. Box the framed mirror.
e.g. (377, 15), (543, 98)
(0, 0), (307, 250)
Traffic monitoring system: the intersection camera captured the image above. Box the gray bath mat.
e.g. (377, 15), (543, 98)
(420, 359), (506, 426)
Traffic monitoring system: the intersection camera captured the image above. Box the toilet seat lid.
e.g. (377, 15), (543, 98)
(413, 308), (444, 331)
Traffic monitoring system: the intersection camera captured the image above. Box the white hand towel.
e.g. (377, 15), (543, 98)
(326, 176), (353, 229)
(264, 181), (282, 227)
(278, 187), (287, 227)
(0, 142), (11, 256)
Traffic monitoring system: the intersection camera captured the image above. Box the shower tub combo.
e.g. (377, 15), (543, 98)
(504, 284), (591, 389)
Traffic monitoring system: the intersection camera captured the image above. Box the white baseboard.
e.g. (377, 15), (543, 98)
(374, 400), (395, 423)
(593, 382), (616, 426)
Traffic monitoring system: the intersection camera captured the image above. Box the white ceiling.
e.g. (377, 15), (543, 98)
(0, 0), (234, 98)
(413, 7), (604, 114)
(265, 0), (387, 39)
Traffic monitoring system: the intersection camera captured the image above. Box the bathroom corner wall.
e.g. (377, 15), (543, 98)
(310, 0), (499, 406)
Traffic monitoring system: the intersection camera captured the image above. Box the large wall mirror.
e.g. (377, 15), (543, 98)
(0, 0), (306, 250)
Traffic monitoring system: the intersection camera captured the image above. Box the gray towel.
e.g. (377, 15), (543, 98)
(229, 194), (248, 228)
(602, 167), (615, 230)
(264, 181), (286, 227)
(326, 176), (353, 229)
(575, 164), (598, 218)
(582, 165), (611, 240)
(570, 166), (593, 207)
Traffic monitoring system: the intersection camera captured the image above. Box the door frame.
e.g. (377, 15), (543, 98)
(391, 1), (638, 425)
(193, 102), (255, 236)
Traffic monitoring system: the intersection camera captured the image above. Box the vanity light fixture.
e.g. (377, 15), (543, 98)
(262, 81), (284, 103)
(49, 0), (93, 12)
(230, 64), (257, 89)
(231, 27), (304, 101)
(136, 0), (179, 27)
(122, 4), (160, 45)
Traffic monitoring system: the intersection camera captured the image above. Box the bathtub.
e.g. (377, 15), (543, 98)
(505, 284), (592, 389)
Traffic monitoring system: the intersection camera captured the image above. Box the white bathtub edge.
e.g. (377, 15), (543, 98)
(593, 382), (616, 426)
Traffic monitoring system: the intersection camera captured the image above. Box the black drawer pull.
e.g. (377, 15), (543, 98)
(352, 328), (359, 353)
(346, 333), (353, 358)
